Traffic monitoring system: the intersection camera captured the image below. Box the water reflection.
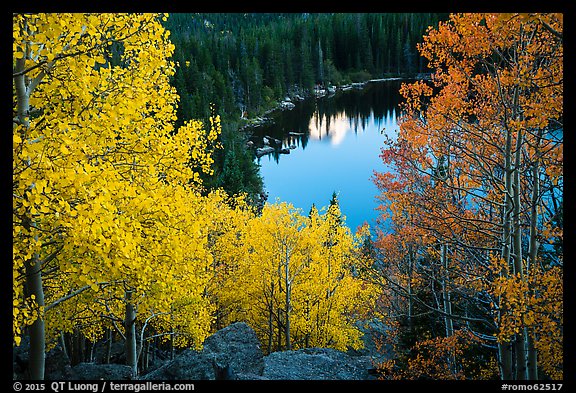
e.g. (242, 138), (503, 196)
(251, 80), (404, 231)
(252, 80), (403, 158)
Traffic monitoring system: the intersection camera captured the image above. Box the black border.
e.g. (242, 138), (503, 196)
(8, 3), (574, 390)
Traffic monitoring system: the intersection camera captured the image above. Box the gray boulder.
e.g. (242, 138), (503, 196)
(256, 146), (275, 157)
(142, 322), (264, 380)
(70, 363), (134, 380)
(44, 346), (74, 380)
(141, 351), (214, 380)
(202, 321), (265, 376)
(263, 347), (373, 380)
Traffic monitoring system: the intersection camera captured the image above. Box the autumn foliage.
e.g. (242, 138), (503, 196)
(208, 200), (376, 353)
(13, 12), (562, 381)
(372, 13), (562, 380)
(13, 13), (377, 379)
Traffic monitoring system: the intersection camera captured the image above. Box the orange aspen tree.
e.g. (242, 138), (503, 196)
(373, 13), (562, 380)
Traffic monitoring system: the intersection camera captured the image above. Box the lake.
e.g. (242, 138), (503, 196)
(251, 79), (405, 232)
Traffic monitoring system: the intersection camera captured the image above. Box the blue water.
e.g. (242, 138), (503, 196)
(253, 80), (403, 232)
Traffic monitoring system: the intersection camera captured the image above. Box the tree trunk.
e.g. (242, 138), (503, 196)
(284, 247), (292, 351)
(526, 132), (542, 380)
(25, 252), (46, 380)
(498, 341), (514, 380)
(106, 328), (113, 364)
(169, 330), (174, 361)
(441, 243), (455, 374)
(267, 283), (274, 354)
(60, 331), (69, 361)
(512, 129), (527, 380)
(16, 34), (46, 380)
(407, 245), (414, 335)
(441, 244), (454, 338)
(526, 332), (538, 380)
(499, 125), (515, 381)
(124, 290), (137, 377)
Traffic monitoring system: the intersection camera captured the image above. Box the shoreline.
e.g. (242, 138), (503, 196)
(238, 73), (431, 132)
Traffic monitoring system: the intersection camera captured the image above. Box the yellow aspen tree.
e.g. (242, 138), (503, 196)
(13, 13), (220, 378)
(204, 191), (255, 331)
(211, 201), (377, 354)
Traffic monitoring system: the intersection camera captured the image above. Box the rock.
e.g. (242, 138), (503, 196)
(256, 146), (275, 157)
(141, 351), (214, 380)
(314, 87), (327, 97)
(234, 373), (269, 380)
(142, 322), (265, 380)
(70, 363), (134, 380)
(263, 347), (374, 380)
(280, 101), (295, 110)
(202, 322), (265, 377)
(279, 148), (290, 154)
(289, 132), (305, 136)
(45, 345), (74, 380)
(265, 136), (281, 146)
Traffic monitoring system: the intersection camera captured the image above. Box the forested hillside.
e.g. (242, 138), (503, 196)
(163, 13), (446, 202)
(165, 13), (445, 121)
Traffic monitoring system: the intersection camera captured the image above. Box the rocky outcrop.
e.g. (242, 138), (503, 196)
(142, 322), (264, 380)
(68, 363), (134, 380)
(263, 348), (374, 380)
(14, 321), (383, 381)
(201, 321), (265, 377)
(140, 351), (215, 380)
(280, 100), (295, 110)
(255, 146), (275, 157)
(141, 322), (378, 380)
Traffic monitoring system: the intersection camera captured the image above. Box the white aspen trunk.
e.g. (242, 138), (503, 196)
(16, 36), (47, 378)
(526, 333), (538, 380)
(267, 282), (274, 354)
(499, 126), (514, 381)
(124, 290), (138, 377)
(498, 341), (514, 380)
(441, 243), (456, 375)
(526, 132), (542, 380)
(407, 245), (414, 334)
(25, 251), (46, 380)
(513, 129), (527, 380)
(441, 244), (454, 338)
(284, 246), (291, 351)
